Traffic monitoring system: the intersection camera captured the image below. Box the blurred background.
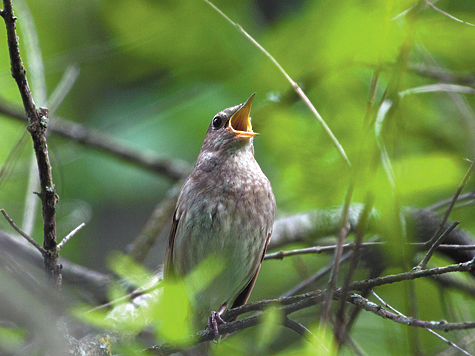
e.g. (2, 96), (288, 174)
(1, 0), (475, 354)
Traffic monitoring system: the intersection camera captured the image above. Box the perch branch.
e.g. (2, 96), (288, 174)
(149, 257), (475, 355)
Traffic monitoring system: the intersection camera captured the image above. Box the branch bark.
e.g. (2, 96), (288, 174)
(1, 0), (60, 288)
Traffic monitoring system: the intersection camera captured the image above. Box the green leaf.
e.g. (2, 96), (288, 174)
(0, 327), (26, 353)
(153, 279), (193, 345)
(107, 251), (154, 287)
(256, 307), (284, 351)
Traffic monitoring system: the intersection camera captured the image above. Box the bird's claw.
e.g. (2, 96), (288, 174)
(208, 310), (226, 338)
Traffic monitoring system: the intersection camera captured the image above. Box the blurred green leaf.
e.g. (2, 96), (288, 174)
(107, 251), (154, 287)
(256, 307), (284, 350)
(0, 327), (26, 353)
(154, 279), (193, 345)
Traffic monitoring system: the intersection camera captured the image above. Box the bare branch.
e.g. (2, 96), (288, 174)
(424, 159), (475, 257)
(371, 290), (473, 356)
(426, 1), (475, 27)
(427, 191), (475, 211)
(2, 0), (60, 287)
(399, 84), (475, 98)
(347, 292), (475, 332)
(283, 317), (319, 347)
(57, 223), (85, 253)
(265, 242), (381, 260)
(148, 258), (475, 355)
(336, 196), (374, 342)
(416, 221), (460, 270)
(349, 259), (475, 292)
(1, 209), (45, 254)
(322, 183), (353, 323)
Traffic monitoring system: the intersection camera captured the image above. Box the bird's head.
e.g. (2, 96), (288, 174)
(201, 93), (258, 154)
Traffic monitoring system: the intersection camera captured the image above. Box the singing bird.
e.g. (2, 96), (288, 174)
(164, 94), (275, 333)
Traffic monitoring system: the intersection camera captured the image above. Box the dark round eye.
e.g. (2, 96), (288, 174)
(212, 116), (222, 129)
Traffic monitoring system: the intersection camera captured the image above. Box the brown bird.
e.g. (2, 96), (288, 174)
(164, 93), (275, 334)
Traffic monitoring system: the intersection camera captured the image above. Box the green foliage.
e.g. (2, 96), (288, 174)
(0, 327), (26, 353)
(256, 307), (284, 351)
(107, 251), (155, 287)
(154, 279), (193, 345)
(1, 0), (475, 355)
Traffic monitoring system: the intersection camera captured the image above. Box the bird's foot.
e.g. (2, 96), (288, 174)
(208, 311), (225, 336)
(208, 303), (227, 338)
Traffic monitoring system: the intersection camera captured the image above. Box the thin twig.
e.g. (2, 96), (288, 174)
(321, 183), (353, 323)
(371, 290), (473, 356)
(349, 259), (475, 292)
(348, 292), (475, 332)
(425, 1), (475, 27)
(336, 196), (374, 342)
(399, 84), (475, 98)
(85, 278), (162, 314)
(416, 221), (460, 270)
(1, 209), (45, 254)
(283, 317), (319, 348)
(265, 242), (382, 260)
(436, 242), (475, 251)
(266, 241), (475, 261)
(57, 223), (85, 253)
(425, 159), (475, 252)
(427, 191), (475, 211)
(204, 0), (351, 167)
(364, 66), (381, 125)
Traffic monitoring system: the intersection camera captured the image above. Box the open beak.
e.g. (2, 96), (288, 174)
(229, 93), (259, 138)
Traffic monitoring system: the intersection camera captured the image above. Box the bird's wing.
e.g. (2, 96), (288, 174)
(164, 210), (179, 279)
(229, 231), (272, 318)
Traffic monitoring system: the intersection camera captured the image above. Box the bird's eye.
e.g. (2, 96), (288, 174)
(212, 116), (222, 129)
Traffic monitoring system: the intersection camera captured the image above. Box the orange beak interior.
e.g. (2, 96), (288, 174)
(229, 93), (258, 138)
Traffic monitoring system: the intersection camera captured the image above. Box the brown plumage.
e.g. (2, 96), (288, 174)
(164, 94), (275, 331)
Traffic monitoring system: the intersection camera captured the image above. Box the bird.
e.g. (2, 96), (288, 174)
(164, 93), (275, 335)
